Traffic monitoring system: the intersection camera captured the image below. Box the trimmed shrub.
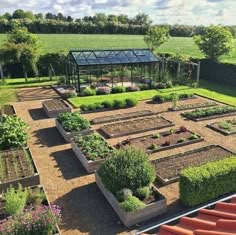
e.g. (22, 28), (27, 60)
(153, 93), (194, 103)
(112, 86), (126, 93)
(125, 98), (138, 107)
(120, 195), (145, 212)
(126, 85), (140, 92)
(102, 100), (114, 109)
(179, 156), (236, 207)
(98, 147), (156, 194)
(81, 87), (96, 96)
(116, 188), (133, 202)
(96, 86), (111, 95)
(113, 99), (127, 109)
(135, 186), (150, 200)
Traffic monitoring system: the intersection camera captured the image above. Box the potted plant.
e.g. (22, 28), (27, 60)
(96, 147), (167, 227)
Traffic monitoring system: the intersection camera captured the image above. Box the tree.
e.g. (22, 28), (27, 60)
(194, 25), (234, 61)
(12, 9), (25, 19)
(132, 13), (152, 26)
(144, 26), (170, 51)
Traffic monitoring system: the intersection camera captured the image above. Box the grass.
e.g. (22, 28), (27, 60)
(69, 81), (236, 108)
(0, 87), (17, 106)
(0, 34), (235, 64)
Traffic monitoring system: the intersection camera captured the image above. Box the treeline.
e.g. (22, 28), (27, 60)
(0, 9), (235, 36)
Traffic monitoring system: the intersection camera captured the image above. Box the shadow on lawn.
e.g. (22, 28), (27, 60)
(28, 108), (48, 120)
(54, 182), (127, 235)
(50, 148), (88, 180)
(32, 126), (66, 147)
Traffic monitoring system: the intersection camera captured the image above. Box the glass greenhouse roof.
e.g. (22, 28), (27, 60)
(69, 49), (158, 66)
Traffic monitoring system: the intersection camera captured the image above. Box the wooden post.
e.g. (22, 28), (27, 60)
(196, 61), (201, 87)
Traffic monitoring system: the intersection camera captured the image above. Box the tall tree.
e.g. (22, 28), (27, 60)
(144, 26), (170, 51)
(194, 25), (234, 61)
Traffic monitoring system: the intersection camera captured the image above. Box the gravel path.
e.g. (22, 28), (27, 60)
(13, 89), (236, 235)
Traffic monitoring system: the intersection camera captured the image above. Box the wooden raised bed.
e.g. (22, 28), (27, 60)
(0, 148), (40, 192)
(0, 185), (61, 234)
(42, 99), (71, 118)
(56, 119), (93, 142)
(95, 172), (167, 227)
(168, 101), (218, 111)
(100, 115), (174, 138)
(152, 145), (234, 185)
(207, 119), (236, 136)
(91, 110), (156, 125)
(118, 128), (203, 153)
(71, 137), (114, 173)
(0, 105), (16, 116)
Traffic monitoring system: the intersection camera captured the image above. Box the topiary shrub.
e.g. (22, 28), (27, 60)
(135, 186), (150, 200)
(81, 87), (96, 96)
(0, 115), (29, 150)
(102, 100), (114, 109)
(112, 86), (126, 93)
(125, 98), (138, 107)
(120, 195), (145, 212)
(116, 188), (133, 202)
(179, 156), (236, 207)
(113, 99), (127, 109)
(98, 147), (156, 195)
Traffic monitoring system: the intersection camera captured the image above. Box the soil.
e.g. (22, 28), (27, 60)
(152, 145), (233, 182)
(169, 101), (218, 111)
(43, 99), (69, 111)
(209, 119), (236, 135)
(0, 105), (15, 116)
(91, 110), (155, 124)
(12, 89), (236, 235)
(119, 129), (201, 153)
(0, 148), (35, 183)
(101, 115), (173, 138)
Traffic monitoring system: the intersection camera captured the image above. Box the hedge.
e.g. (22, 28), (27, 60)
(179, 156), (236, 207)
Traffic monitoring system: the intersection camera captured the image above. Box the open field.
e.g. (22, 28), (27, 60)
(0, 34), (235, 64)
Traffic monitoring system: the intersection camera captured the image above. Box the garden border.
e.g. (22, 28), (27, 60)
(95, 172), (167, 227)
(100, 115), (175, 138)
(207, 121), (236, 136)
(0, 147), (40, 192)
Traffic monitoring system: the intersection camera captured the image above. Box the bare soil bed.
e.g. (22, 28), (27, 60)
(91, 110), (155, 124)
(0, 148), (39, 191)
(118, 128), (203, 153)
(169, 101), (218, 111)
(100, 115), (174, 138)
(152, 145), (234, 185)
(0, 105), (15, 115)
(207, 119), (236, 135)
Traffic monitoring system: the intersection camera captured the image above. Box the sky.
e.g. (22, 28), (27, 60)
(0, 0), (235, 25)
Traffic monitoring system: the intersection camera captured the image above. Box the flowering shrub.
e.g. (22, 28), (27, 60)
(126, 85), (140, 92)
(0, 205), (61, 235)
(96, 86), (111, 95)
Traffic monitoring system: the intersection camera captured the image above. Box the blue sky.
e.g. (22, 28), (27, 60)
(0, 0), (235, 25)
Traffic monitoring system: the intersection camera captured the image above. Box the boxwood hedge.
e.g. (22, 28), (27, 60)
(179, 156), (236, 207)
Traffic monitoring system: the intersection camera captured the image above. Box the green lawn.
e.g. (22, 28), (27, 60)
(0, 34), (235, 64)
(0, 87), (17, 106)
(69, 82), (236, 108)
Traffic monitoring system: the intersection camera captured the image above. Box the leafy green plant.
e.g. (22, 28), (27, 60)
(135, 186), (150, 200)
(218, 121), (232, 130)
(179, 156), (236, 207)
(125, 98), (138, 107)
(152, 92), (194, 103)
(27, 187), (46, 206)
(0, 115), (29, 150)
(57, 112), (90, 133)
(152, 133), (160, 139)
(149, 143), (158, 150)
(102, 100), (114, 108)
(116, 188), (133, 202)
(113, 99), (127, 109)
(98, 147), (155, 195)
(81, 87), (96, 96)
(189, 134), (199, 140)
(178, 138), (186, 143)
(3, 185), (28, 216)
(120, 195), (145, 212)
(73, 133), (114, 161)
(112, 86), (126, 94)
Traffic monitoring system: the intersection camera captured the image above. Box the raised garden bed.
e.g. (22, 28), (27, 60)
(118, 127), (203, 153)
(0, 185), (61, 234)
(168, 101), (218, 111)
(152, 93), (196, 104)
(182, 105), (236, 121)
(95, 172), (167, 227)
(207, 118), (236, 135)
(71, 133), (115, 173)
(91, 110), (156, 125)
(100, 115), (174, 138)
(42, 99), (71, 118)
(0, 105), (16, 116)
(0, 148), (40, 192)
(152, 145), (234, 185)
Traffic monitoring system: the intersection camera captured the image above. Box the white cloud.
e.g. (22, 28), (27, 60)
(0, 0), (235, 25)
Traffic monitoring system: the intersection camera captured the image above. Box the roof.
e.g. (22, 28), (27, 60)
(141, 195), (236, 235)
(69, 48), (159, 66)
